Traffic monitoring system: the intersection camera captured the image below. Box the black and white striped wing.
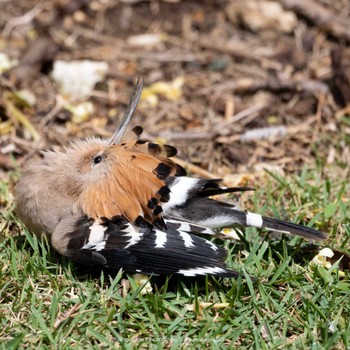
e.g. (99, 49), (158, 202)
(60, 215), (239, 277)
(163, 177), (326, 241)
(163, 177), (253, 213)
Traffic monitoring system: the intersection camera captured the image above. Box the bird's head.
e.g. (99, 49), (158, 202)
(68, 137), (111, 179)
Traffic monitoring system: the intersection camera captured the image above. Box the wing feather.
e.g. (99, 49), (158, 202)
(56, 215), (239, 277)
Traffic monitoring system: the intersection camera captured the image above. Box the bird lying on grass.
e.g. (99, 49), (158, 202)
(15, 78), (326, 278)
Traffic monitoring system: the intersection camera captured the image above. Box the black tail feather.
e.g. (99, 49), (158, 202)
(260, 216), (326, 241)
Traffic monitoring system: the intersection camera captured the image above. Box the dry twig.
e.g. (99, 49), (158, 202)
(53, 302), (82, 329)
(194, 78), (328, 96)
(281, 0), (350, 43)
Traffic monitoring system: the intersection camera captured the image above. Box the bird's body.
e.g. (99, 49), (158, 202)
(15, 79), (326, 277)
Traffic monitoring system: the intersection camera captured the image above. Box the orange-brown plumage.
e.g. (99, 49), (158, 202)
(74, 140), (183, 228)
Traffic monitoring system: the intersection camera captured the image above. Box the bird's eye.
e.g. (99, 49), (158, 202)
(93, 155), (103, 165)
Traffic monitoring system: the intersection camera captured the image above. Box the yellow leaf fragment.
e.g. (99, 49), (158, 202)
(66, 101), (94, 124)
(221, 228), (241, 240)
(0, 53), (18, 73)
(311, 247), (345, 277)
(4, 95), (40, 141)
(0, 120), (13, 135)
(141, 77), (184, 105)
(133, 273), (153, 295)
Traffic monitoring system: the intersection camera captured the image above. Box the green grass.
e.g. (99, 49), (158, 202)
(1, 167), (350, 349)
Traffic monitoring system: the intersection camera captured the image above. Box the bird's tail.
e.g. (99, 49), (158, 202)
(172, 198), (326, 241)
(232, 209), (326, 241)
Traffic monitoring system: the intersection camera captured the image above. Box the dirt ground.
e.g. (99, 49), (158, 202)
(1, 0), (350, 184)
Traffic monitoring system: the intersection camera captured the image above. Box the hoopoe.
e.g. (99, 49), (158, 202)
(15, 78), (326, 278)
